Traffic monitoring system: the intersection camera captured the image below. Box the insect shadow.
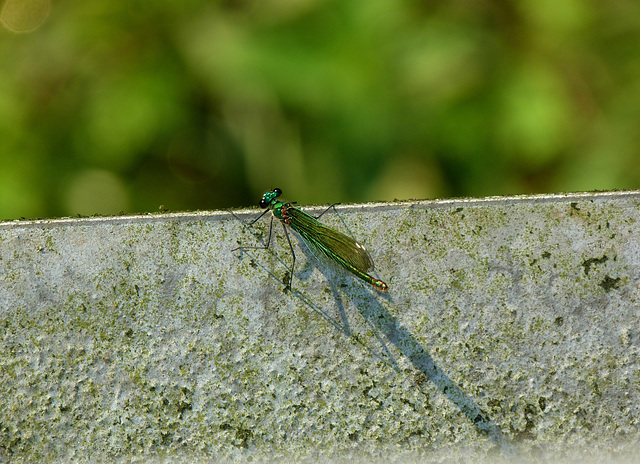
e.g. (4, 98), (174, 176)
(230, 210), (515, 457)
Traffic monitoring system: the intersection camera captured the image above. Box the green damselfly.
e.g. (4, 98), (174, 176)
(232, 188), (388, 293)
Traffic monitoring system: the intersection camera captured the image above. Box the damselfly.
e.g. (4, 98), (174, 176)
(232, 188), (388, 293)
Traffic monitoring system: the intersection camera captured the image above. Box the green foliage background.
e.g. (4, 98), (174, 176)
(1, 0), (640, 219)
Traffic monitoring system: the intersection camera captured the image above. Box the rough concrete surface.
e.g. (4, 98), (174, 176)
(1, 191), (640, 463)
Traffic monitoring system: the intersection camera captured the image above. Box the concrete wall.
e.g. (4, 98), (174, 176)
(1, 191), (639, 463)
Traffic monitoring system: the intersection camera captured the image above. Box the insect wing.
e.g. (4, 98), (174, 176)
(286, 207), (374, 272)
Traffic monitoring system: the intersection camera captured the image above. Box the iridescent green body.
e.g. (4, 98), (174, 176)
(236, 188), (388, 293)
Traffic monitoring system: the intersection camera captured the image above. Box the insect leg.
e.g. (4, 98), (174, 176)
(231, 215), (274, 252)
(315, 203), (340, 220)
(280, 221), (296, 290)
(229, 208), (270, 226)
(315, 203), (355, 240)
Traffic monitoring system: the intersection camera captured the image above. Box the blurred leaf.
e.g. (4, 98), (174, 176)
(1, 0), (640, 219)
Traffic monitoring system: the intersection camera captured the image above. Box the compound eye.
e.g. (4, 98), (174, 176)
(259, 198), (268, 208)
(273, 188), (282, 196)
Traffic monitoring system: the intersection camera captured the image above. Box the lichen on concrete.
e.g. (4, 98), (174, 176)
(1, 192), (640, 462)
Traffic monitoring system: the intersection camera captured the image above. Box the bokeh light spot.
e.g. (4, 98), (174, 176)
(0, 0), (49, 33)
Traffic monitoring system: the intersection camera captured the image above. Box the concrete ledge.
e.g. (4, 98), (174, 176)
(1, 191), (640, 462)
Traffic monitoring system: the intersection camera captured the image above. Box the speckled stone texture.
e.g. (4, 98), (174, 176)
(1, 191), (639, 463)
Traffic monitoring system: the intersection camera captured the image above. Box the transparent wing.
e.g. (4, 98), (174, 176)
(286, 207), (374, 272)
